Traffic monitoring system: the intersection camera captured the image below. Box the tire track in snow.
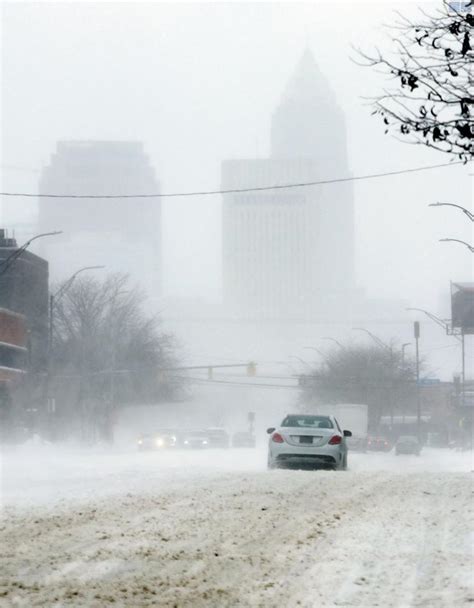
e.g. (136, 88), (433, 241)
(1, 469), (472, 607)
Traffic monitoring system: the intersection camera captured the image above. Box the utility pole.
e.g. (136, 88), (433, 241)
(461, 330), (465, 406)
(353, 328), (394, 426)
(46, 265), (105, 441)
(414, 321), (421, 441)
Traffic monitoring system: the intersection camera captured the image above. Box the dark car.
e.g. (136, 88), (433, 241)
(395, 435), (421, 456)
(232, 431), (256, 448)
(137, 429), (179, 450)
(367, 435), (392, 452)
(181, 431), (210, 449)
(205, 428), (230, 448)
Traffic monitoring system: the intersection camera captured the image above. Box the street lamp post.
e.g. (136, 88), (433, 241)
(352, 327), (390, 351)
(429, 202), (474, 222)
(321, 337), (344, 349)
(439, 238), (474, 253)
(46, 265), (105, 437)
(49, 266), (105, 350)
(401, 343), (411, 367)
(0, 231), (62, 280)
(352, 328), (394, 425)
(289, 355), (312, 370)
(406, 305), (464, 386)
(414, 322), (421, 441)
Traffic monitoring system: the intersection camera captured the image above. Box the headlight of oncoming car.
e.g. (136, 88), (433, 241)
(156, 437), (165, 447)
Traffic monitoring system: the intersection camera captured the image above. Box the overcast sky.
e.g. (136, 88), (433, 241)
(1, 1), (472, 312)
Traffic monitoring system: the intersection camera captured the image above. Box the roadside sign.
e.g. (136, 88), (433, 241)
(417, 378), (440, 386)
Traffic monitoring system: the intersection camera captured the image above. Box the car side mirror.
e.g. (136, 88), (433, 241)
(343, 430), (352, 437)
(266, 427), (275, 434)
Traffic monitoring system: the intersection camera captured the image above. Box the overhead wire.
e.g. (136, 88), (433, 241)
(185, 376), (300, 389)
(0, 160), (466, 199)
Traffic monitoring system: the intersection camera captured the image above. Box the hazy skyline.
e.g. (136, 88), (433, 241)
(1, 1), (472, 313)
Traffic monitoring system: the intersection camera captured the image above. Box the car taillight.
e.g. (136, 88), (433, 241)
(328, 435), (342, 445)
(272, 432), (284, 443)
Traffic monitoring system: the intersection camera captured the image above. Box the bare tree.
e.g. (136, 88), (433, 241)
(50, 274), (183, 440)
(357, 1), (473, 161)
(300, 343), (420, 429)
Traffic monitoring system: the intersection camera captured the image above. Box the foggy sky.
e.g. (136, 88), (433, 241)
(1, 1), (472, 312)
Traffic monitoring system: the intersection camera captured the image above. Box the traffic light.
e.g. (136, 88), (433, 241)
(247, 361), (257, 376)
(414, 321), (420, 339)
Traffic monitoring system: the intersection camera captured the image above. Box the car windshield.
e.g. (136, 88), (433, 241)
(281, 415), (333, 429)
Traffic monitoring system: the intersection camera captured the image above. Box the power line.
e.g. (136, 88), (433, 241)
(186, 376), (300, 389)
(0, 161), (466, 200)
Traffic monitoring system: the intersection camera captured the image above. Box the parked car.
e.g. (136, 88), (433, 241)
(395, 435), (421, 456)
(205, 428), (230, 448)
(137, 429), (179, 450)
(267, 414), (351, 470)
(181, 431), (210, 449)
(232, 431), (256, 448)
(367, 435), (392, 452)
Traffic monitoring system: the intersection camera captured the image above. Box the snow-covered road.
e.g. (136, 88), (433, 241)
(1, 445), (473, 607)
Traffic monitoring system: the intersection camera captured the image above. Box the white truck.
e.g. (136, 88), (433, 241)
(313, 403), (368, 451)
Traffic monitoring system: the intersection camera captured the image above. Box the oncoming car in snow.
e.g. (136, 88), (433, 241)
(267, 414), (351, 470)
(181, 431), (210, 449)
(137, 429), (178, 450)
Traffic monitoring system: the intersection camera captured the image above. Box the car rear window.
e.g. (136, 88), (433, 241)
(281, 415), (333, 429)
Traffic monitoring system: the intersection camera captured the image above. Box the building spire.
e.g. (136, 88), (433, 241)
(270, 48), (347, 166)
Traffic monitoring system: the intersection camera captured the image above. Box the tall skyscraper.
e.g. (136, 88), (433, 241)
(38, 141), (161, 298)
(222, 50), (355, 320)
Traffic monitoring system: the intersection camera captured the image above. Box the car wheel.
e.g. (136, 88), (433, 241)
(267, 455), (277, 470)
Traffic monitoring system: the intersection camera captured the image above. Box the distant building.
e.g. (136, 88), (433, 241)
(0, 308), (28, 381)
(38, 141), (161, 298)
(0, 308), (28, 432)
(222, 50), (357, 320)
(0, 229), (49, 373)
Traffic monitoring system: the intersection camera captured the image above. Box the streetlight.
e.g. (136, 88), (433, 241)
(49, 266), (106, 348)
(289, 355), (312, 370)
(401, 342), (411, 366)
(45, 264), (105, 430)
(439, 238), (474, 253)
(303, 346), (327, 359)
(405, 307), (461, 342)
(0, 231), (62, 277)
(429, 202), (474, 222)
(321, 337), (344, 349)
(353, 328), (395, 424)
(406, 306), (464, 389)
(352, 327), (390, 350)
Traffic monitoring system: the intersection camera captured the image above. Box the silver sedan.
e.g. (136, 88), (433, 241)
(267, 414), (351, 470)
